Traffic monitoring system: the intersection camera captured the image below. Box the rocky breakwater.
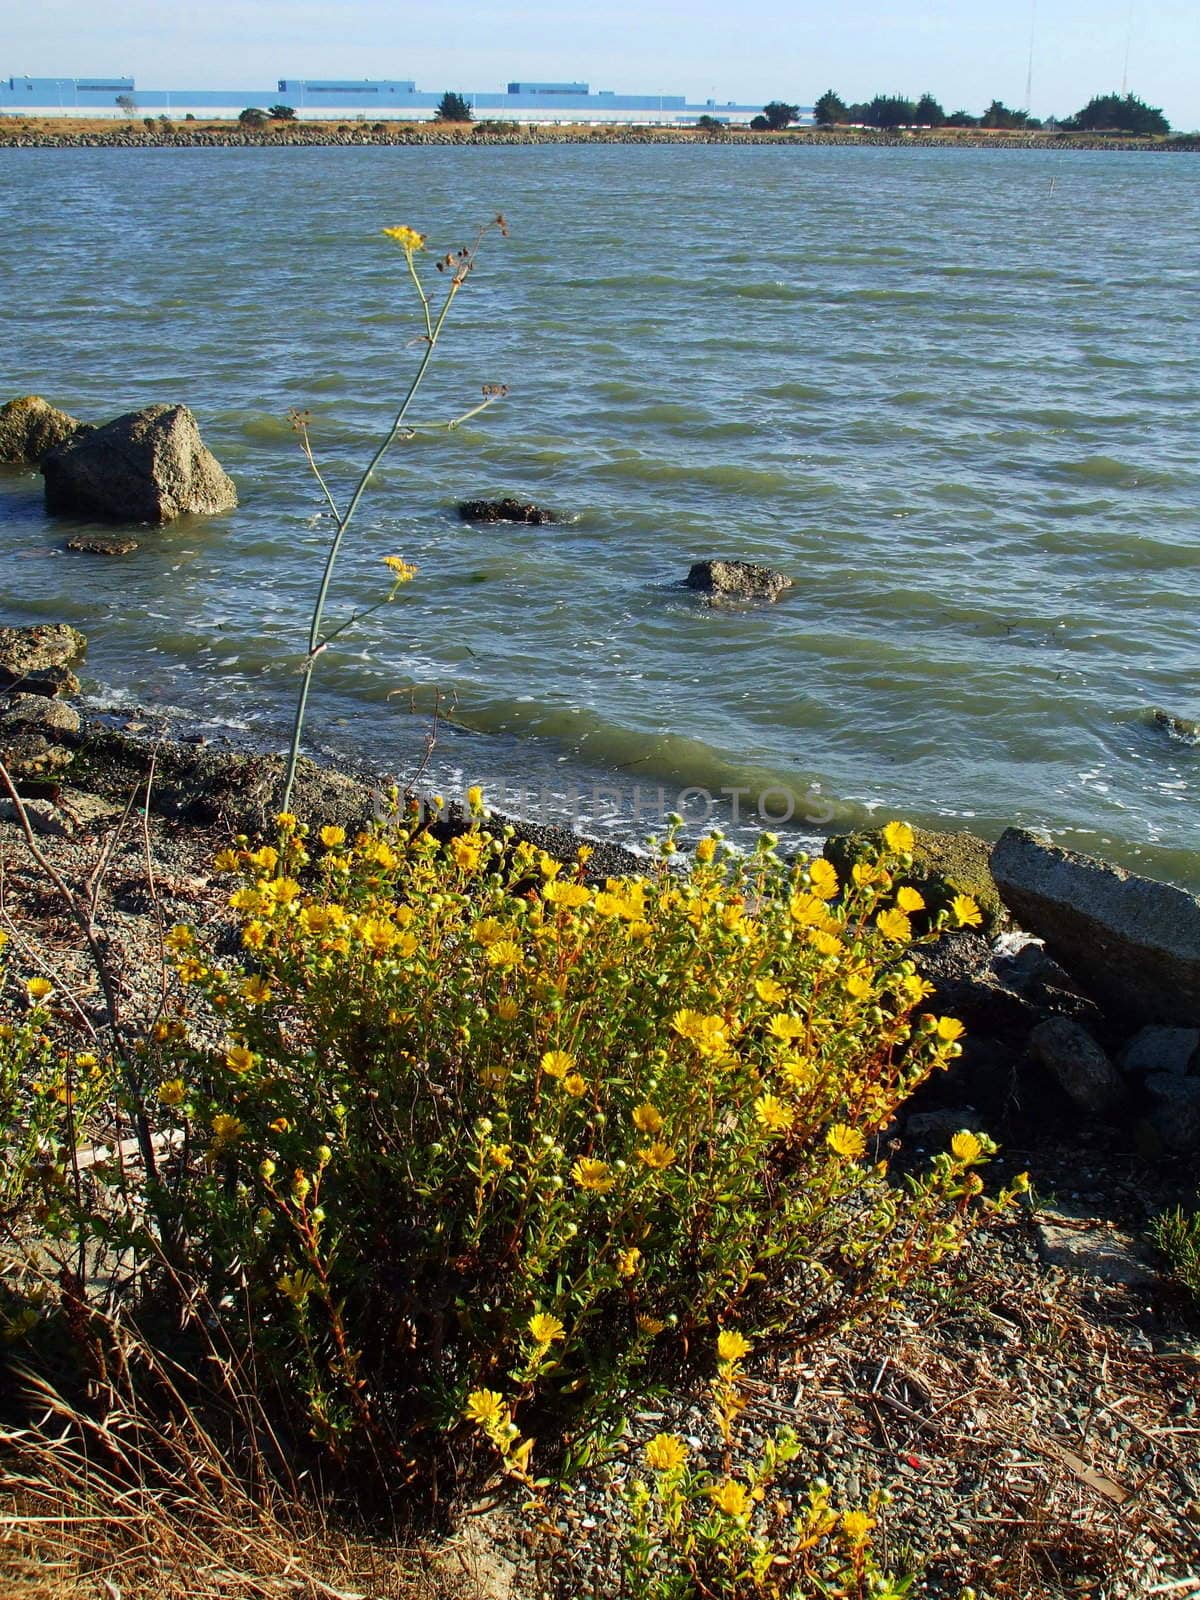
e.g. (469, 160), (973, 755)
(0, 625), (86, 804)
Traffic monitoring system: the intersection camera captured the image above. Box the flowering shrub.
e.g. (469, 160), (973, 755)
(148, 805), (1018, 1478)
(616, 1330), (911, 1599)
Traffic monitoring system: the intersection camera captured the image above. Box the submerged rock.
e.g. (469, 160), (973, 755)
(685, 559), (793, 603)
(1153, 707), (1200, 744)
(457, 497), (560, 525)
(991, 828), (1200, 1026)
(0, 624), (86, 691)
(0, 395), (90, 464)
(42, 404), (237, 524)
(66, 534), (139, 555)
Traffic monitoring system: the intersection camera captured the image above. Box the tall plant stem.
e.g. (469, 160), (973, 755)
(281, 282), (460, 813)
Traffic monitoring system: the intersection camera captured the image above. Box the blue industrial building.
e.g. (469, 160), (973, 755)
(0, 74), (808, 126)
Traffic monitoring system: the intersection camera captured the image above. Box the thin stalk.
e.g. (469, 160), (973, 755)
(281, 280), (461, 812)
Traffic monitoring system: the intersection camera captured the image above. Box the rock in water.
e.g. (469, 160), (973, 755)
(991, 828), (1200, 1026)
(457, 497), (560, 524)
(0, 395), (90, 464)
(42, 404), (237, 524)
(0, 624), (87, 690)
(685, 559), (793, 603)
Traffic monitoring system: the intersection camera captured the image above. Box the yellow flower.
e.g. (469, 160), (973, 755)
(844, 970), (873, 999)
(632, 1103), (664, 1135)
(382, 224), (426, 254)
(694, 836), (717, 864)
(0, 929), (7, 949)
(670, 1009), (731, 1056)
(467, 784), (484, 811)
(935, 1016), (965, 1043)
(563, 1073), (588, 1098)
(224, 1045), (256, 1075)
(807, 928), (842, 957)
(543, 880), (591, 908)
(841, 1509), (875, 1545)
(275, 812), (298, 833)
(527, 1312), (565, 1345)
(211, 1113), (244, 1146)
(950, 1130), (984, 1165)
(157, 1078), (186, 1106)
(451, 836), (482, 872)
(896, 886), (926, 912)
(644, 1433), (689, 1471)
(616, 1246), (641, 1278)
(754, 1094), (794, 1135)
(766, 1012), (805, 1044)
(826, 1123), (867, 1160)
(717, 1329), (752, 1364)
(540, 1050), (575, 1079)
(464, 1388), (505, 1426)
(164, 924), (194, 952)
(636, 1314), (665, 1336)
(241, 974), (272, 1004)
(25, 976), (54, 1002)
(495, 996), (520, 1022)
(382, 555), (418, 583)
(241, 921), (268, 949)
(638, 1141), (677, 1171)
(319, 825), (346, 848)
(264, 877), (301, 906)
(269, 1116), (291, 1134)
(754, 976), (785, 1005)
(808, 858), (839, 900)
(709, 1480), (751, 1518)
(876, 907), (912, 943)
(789, 891), (825, 927)
(486, 1143), (513, 1170)
(176, 956), (206, 985)
(248, 846), (278, 873)
(572, 1158), (616, 1194)
(901, 973), (935, 1003)
(230, 887), (268, 915)
(951, 894), (983, 928)
(276, 1268), (318, 1305)
(881, 821), (915, 855)
(486, 939), (523, 969)
(213, 848), (241, 872)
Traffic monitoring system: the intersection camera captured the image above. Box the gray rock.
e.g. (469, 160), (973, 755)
(42, 404), (237, 524)
(457, 497), (560, 525)
(0, 395), (90, 464)
(905, 1107), (986, 1142)
(0, 733), (76, 779)
(0, 624), (86, 690)
(66, 535), (139, 555)
(685, 559), (793, 603)
(1028, 1016), (1123, 1114)
(991, 828), (1200, 1026)
(0, 693), (81, 739)
(0, 797), (74, 837)
(1120, 1026), (1200, 1078)
(1035, 1207), (1157, 1287)
(1140, 1073), (1200, 1154)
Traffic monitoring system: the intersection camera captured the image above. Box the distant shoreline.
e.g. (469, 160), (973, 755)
(1, 119), (1197, 153)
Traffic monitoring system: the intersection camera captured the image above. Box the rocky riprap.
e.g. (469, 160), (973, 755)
(685, 558), (793, 603)
(42, 403), (236, 524)
(0, 625), (86, 785)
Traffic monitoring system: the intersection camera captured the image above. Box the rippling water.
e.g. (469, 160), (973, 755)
(1, 146), (1198, 883)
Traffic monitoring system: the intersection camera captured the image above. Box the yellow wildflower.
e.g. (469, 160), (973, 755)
(563, 1073), (588, 1098)
(269, 1116), (291, 1133)
(808, 858), (839, 900)
(694, 836), (717, 863)
(807, 928), (842, 957)
(230, 887), (268, 915)
(527, 1312), (565, 1345)
(616, 1246), (641, 1278)
(896, 885), (926, 912)
(486, 939), (523, 968)
(467, 784), (484, 811)
(845, 970), (873, 999)
(276, 1268), (318, 1305)
(709, 1480), (751, 1518)
(25, 977), (54, 1002)
(543, 880), (591, 908)
(950, 1130), (984, 1164)
(157, 1078), (186, 1106)
(264, 877), (301, 906)
(935, 1016), (965, 1043)
(241, 921), (268, 949)
(213, 848), (240, 872)
(319, 825), (346, 848)
(495, 996), (520, 1022)
(882, 821), (914, 855)
(789, 891), (826, 927)
(382, 225), (426, 254)
(275, 812), (298, 833)
(632, 1103), (664, 1135)
(211, 1113), (244, 1146)
(224, 1045), (256, 1074)
(486, 1143), (513, 1170)
(382, 555), (418, 583)
(670, 1009), (730, 1056)
(901, 972), (935, 1003)
(164, 924), (194, 952)
(540, 1050), (574, 1079)
(951, 894), (983, 928)
(717, 1329), (752, 1363)
(451, 836), (482, 872)
(754, 1094), (794, 1135)
(826, 1123), (867, 1160)
(876, 907), (912, 943)
(638, 1141), (677, 1171)
(841, 1509), (875, 1545)
(248, 846), (278, 873)
(644, 1433), (689, 1471)
(572, 1158), (616, 1194)
(464, 1389), (505, 1426)
(636, 1314), (665, 1335)
(241, 974), (272, 1004)
(767, 1013), (805, 1044)
(754, 976), (786, 1005)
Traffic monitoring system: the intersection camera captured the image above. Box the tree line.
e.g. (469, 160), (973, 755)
(794, 89), (1170, 135)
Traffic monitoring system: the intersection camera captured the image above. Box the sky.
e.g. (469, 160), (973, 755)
(4, 0), (1198, 129)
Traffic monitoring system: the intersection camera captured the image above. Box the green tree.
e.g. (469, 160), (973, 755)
(436, 91), (473, 123)
(944, 108), (979, 127)
(761, 100), (799, 130)
(913, 92), (945, 127)
(865, 95), (917, 128)
(238, 107), (269, 127)
(813, 90), (849, 125)
(115, 93), (136, 118)
(980, 99), (1031, 129)
(268, 104), (297, 121)
(695, 114), (724, 132)
(749, 114), (770, 130)
(1070, 91), (1169, 134)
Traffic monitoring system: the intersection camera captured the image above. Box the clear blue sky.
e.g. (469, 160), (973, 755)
(5, 0), (1197, 128)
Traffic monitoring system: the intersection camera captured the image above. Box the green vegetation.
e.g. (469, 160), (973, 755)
(810, 86), (1168, 134)
(813, 90), (849, 126)
(435, 90), (473, 123)
(268, 103), (297, 121)
(238, 106), (269, 128)
(1065, 91), (1170, 134)
(751, 101), (799, 131)
(1152, 1198), (1200, 1306)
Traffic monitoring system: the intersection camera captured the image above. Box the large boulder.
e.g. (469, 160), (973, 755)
(685, 559), (792, 603)
(0, 396), (89, 464)
(42, 404), (237, 524)
(0, 624), (86, 692)
(991, 829), (1200, 1026)
(1028, 1016), (1123, 1115)
(457, 497), (560, 525)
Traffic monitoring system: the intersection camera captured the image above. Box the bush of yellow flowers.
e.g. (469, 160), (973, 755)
(149, 800), (1020, 1481)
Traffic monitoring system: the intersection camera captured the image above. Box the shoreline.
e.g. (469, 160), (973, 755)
(1, 120), (1197, 152)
